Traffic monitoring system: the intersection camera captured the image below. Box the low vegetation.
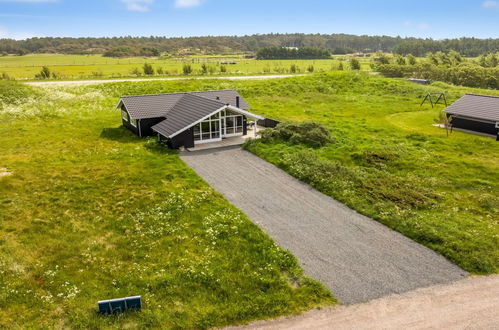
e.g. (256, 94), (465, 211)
(0, 54), (369, 80)
(1, 71), (498, 327)
(0, 80), (333, 328)
(374, 51), (499, 89)
(258, 122), (333, 148)
(243, 72), (498, 274)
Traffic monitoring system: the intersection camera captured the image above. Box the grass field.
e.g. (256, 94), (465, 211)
(0, 54), (371, 80)
(0, 80), (333, 328)
(1, 72), (497, 327)
(242, 72), (499, 274)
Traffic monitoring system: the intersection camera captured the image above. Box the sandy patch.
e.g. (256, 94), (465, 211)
(226, 275), (499, 330)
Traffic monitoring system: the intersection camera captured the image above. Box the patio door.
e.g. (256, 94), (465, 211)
(222, 109), (244, 138)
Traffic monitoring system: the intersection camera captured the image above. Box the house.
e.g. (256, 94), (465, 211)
(443, 94), (499, 140)
(116, 90), (265, 148)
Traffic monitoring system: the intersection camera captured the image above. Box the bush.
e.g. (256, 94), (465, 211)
(183, 64), (192, 75)
(35, 66), (51, 79)
(143, 63), (154, 75)
(259, 121), (333, 148)
(350, 58), (361, 70)
(0, 80), (36, 105)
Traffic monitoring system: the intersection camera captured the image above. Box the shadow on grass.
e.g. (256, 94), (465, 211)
(100, 126), (138, 143)
(144, 138), (172, 155)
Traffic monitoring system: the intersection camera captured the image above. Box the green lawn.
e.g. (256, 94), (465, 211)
(0, 80), (333, 328)
(1, 72), (497, 327)
(0, 53), (370, 80)
(242, 72), (499, 274)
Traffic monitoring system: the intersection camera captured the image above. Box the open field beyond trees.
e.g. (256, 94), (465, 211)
(0, 54), (371, 80)
(0, 72), (498, 328)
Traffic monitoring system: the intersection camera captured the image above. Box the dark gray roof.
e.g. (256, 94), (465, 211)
(444, 94), (499, 123)
(151, 94), (226, 137)
(190, 90), (250, 109)
(120, 93), (183, 119)
(118, 89), (250, 120)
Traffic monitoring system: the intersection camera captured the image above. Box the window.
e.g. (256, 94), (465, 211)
(121, 110), (129, 122)
(130, 119), (137, 127)
(193, 113), (222, 143)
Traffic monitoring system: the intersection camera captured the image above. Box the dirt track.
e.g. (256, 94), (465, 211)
(226, 275), (499, 330)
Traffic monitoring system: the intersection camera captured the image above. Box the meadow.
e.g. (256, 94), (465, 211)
(243, 72), (499, 274)
(0, 80), (333, 328)
(1, 72), (498, 328)
(0, 54), (371, 80)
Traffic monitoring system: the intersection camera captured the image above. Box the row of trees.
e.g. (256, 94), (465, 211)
(103, 46), (160, 57)
(375, 61), (499, 90)
(256, 47), (331, 59)
(3, 34), (499, 57)
(393, 38), (499, 57)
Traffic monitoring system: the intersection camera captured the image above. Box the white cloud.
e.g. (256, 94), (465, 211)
(174, 0), (203, 8)
(121, 0), (154, 12)
(482, 0), (499, 9)
(0, 0), (59, 2)
(0, 27), (41, 40)
(416, 23), (430, 30)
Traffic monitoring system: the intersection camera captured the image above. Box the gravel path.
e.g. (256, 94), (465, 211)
(180, 147), (467, 304)
(225, 275), (499, 330)
(25, 74), (303, 86)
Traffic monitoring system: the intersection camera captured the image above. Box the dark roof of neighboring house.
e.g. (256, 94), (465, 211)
(117, 89), (250, 120)
(151, 94), (226, 138)
(444, 94), (499, 123)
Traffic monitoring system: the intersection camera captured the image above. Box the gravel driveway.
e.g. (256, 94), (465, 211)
(180, 147), (467, 304)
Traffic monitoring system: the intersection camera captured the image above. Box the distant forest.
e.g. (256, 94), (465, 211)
(1, 33), (499, 57)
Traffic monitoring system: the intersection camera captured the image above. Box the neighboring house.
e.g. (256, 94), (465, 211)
(116, 90), (265, 148)
(443, 94), (499, 139)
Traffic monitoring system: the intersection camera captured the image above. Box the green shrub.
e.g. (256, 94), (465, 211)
(143, 63), (154, 75)
(0, 80), (35, 105)
(259, 121), (333, 148)
(350, 58), (361, 70)
(183, 64), (193, 75)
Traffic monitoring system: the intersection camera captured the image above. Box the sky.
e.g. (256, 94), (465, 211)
(0, 0), (499, 40)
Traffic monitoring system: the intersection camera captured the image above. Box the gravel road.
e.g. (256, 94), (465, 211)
(225, 275), (499, 330)
(25, 74), (302, 86)
(180, 147), (467, 304)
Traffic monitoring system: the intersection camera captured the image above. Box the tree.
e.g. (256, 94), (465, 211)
(307, 65), (314, 72)
(290, 64), (298, 73)
(143, 63), (154, 75)
(220, 65), (227, 73)
(350, 58), (361, 70)
(338, 62), (344, 70)
(183, 64), (192, 75)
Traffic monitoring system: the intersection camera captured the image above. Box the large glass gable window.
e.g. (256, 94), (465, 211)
(193, 113), (221, 142)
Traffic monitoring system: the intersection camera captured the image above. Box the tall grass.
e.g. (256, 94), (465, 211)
(0, 82), (333, 328)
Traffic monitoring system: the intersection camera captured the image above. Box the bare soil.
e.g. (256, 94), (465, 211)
(226, 275), (499, 330)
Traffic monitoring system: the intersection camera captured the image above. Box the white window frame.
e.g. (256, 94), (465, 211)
(122, 109), (129, 122)
(193, 114), (222, 144)
(130, 119), (137, 128)
(221, 109), (244, 138)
